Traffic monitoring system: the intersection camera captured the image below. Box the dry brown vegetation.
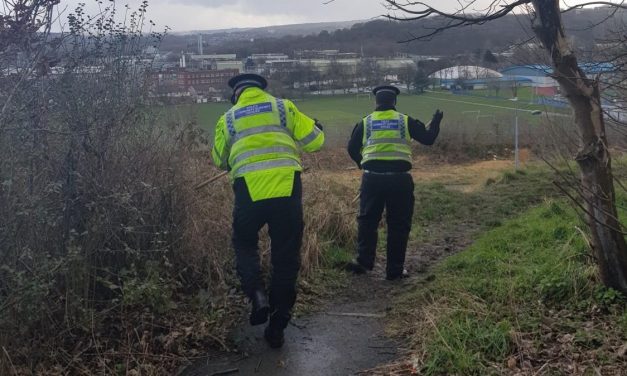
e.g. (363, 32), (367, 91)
(0, 137), (358, 374)
(0, 2), (352, 373)
(2, 1), (625, 374)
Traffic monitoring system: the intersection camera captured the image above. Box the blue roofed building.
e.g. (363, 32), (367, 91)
(500, 63), (616, 96)
(500, 65), (558, 96)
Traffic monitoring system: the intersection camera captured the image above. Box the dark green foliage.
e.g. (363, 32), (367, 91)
(413, 69), (431, 93)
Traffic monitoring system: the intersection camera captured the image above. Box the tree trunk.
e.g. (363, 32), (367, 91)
(531, 0), (627, 293)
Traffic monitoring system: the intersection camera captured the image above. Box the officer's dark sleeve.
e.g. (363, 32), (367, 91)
(347, 122), (364, 168)
(408, 116), (440, 146)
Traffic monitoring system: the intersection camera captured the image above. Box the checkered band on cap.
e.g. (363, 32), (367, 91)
(233, 79), (263, 90)
(375, 88), (398, 95)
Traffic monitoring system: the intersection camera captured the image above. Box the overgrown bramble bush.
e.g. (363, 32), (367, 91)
(0, 1), (233, 373)
(0, 2), (357, 373)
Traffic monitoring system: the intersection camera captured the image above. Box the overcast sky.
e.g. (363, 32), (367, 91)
(53, 0), (621, 32)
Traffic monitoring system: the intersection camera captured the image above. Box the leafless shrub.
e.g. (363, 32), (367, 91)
(0, 1), (242, 373)
(0, 3), (361, 372)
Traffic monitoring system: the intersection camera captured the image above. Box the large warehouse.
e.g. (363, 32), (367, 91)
(429, 65), (532, 90)
(500, 65), (557, 96)
(430, 65), (502, 88)
(500, 63), (616, 96)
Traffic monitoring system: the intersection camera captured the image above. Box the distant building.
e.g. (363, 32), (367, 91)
(189, 54), (237, 61)
(430, 65), (502, 89)
(183, 53), (242, 71)
(215, 60), (244, 72)
(261, 57), (415, 75)
(297, 58), (360, 74)
(377, 58), (415, 70)
(500, 65), (557, 95)
(265, 59), (299, 73)
(294, 50), (358, 59)
(408, 54), (442, 62)
(150, 68), (239, 96)
(143, 46), (159, 56)
(197, 34), (204, 55)
(501, 63), (616, 97)
(244, 58), (256, 72)
(251, 53), (289, 62)
(427, 65), (537, 91)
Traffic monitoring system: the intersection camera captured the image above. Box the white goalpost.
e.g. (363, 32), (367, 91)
(462, 110), (481, 121)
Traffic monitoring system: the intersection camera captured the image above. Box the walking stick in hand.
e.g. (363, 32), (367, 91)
(194, 171), (228, 190)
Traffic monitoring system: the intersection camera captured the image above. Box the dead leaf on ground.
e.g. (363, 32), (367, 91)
(558, 333), (575, 344)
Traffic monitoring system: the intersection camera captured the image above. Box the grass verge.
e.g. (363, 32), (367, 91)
(389, 198), (627, 375)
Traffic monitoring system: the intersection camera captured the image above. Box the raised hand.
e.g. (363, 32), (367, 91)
(314, 118), (324, 131)
(432, 109), (444, 124)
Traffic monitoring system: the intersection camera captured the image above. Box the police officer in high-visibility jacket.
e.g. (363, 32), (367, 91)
(346, 85), (443, 280)
(212, 74), (324, 348)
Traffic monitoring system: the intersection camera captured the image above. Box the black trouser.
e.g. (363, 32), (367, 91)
(232, 173), (303, 329)
(356, 171), (414, 277)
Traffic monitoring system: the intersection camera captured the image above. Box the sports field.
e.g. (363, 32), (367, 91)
(165, 89), (569, 147)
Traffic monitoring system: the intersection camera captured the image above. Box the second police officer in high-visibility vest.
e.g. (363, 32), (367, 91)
(346, 85), (443, 280)
(212, 74), (324, 348)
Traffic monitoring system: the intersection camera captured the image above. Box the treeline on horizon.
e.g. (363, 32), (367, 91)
(159, 7), (624, 58)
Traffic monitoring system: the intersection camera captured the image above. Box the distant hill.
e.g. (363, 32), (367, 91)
(159, 7), (625, 58)
(176, 20), (362, 38)
(160, 20), (362, 52)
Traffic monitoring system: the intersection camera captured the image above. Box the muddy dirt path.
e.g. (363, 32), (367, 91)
(181, 263), (404, 376)
(181, 161), (510, 376)
(181, 237), (473, 376)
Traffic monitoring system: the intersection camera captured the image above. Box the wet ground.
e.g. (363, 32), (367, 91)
(181, 256), (422, 376)
(180, 161), (499, 376)
(180, 232), (471, 376)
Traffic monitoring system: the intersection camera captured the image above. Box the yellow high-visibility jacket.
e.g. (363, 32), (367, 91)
(361, 110), (412, 165)
(212, 87), (324, 201)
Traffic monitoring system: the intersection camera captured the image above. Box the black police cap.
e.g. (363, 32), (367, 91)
(372, 85), (400, 96)
(228, 73), (268, 91)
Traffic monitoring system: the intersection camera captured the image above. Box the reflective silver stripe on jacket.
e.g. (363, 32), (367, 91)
(228, 125), (291, 147)
(233, 158), (301, 176)
(231, 146), (296, 166)
(365, 137), (410, 146)
(298, 126), (321, 146)
(363, 151), (412, 160)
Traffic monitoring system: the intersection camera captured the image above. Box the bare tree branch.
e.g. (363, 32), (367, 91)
(382, 0), (627, 42)
(381, 0), (530, 42)
(562, 1), (627, 13)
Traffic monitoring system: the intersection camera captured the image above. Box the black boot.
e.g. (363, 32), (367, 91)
(264, 324), (285, 349)
(386, 269), (409, 281)
(344, 259), (368, 274)
(249, 289), (270, 326)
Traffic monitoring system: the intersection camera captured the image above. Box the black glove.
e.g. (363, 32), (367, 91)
(432, 109), (444, 124)
(314, 118), (324, 131)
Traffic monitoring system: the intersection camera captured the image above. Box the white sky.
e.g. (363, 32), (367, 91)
(52, 0), (624, 32)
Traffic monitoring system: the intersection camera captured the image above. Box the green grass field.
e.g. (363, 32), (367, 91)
(163, 90), (568, 147)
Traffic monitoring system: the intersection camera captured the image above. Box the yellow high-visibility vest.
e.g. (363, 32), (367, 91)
(212, 87), (324, 201)
(361, 110), (412, 164)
